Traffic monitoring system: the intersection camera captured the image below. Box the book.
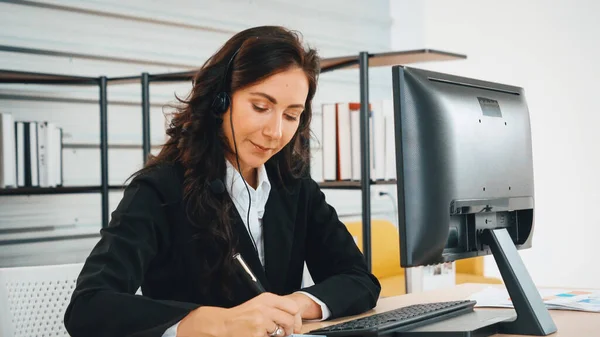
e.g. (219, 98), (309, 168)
(37, 121), (49, 187)
(469, 286), (600, 313)
(370, 100), (385, 181)
(315, 100), (397, 183)
(23, 121), (39, 187)
(15, 122), (25, 186)
(321, 103), (337, 181)
(382, 99), (396, 180)
(0, 112), (17, 188)
(335, 102), (354, 181)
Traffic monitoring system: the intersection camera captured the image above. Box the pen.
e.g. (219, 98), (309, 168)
(233, 253), (266, 294)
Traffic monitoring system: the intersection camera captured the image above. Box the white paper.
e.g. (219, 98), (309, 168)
(469, 286), (600, 313)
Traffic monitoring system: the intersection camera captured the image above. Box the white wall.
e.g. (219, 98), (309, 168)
(391, 0), (600, 288)
(0, 0), (397, 267)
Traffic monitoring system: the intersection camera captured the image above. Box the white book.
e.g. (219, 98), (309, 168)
(45, 122), (59, 187)
(371, 101), (386, 181)
(321, 103), (337, 181)
(350, 107), (361, 181)
(0, 112), (17, 188)
(369, 107), (376, 181)
(336, 103), (353, 180)
(55, 126), (63, 186)
(348, 103), (376, 181)
(37, 121), (49, 187)
(382, 99), (397, 180)
(15, 122), (25, 187)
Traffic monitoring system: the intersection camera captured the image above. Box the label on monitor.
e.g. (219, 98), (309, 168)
(477, 97), (502, 117)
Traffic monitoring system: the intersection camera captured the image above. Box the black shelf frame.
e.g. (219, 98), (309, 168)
(0, 49), (466, 266)
(318, 180), (397, 190)
(0, 70), (112, 228)
(0, 233), (102, 246)
(136, 49), (466, 272)
(0, 185), (125, 196)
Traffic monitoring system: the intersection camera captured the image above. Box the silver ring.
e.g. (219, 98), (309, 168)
(268, 325), (284, 337)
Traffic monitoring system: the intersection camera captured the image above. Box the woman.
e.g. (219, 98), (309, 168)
(64, 26), (380, 337)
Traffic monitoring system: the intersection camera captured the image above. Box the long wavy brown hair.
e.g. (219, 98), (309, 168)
(135, 26), (320, 293)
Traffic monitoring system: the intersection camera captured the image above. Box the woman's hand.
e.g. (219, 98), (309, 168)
(283, 293), (323, 320)
(177, 292), (301, 337)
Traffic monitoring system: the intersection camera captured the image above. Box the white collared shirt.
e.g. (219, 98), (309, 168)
(223, 160), (330, 320)
(163, 161), (330, 337)
(224, 159), (271, 266)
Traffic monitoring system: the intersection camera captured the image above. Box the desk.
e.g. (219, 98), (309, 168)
(302, 283), (599, 336)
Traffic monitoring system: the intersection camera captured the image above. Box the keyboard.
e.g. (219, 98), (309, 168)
(308, 300), (477, 336)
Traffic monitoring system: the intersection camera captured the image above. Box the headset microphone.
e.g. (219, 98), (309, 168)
(209, 179), (226, 194)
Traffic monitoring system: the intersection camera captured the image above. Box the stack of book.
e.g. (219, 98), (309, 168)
(318, 99), (396, 183)
(0, 112), (63, 189)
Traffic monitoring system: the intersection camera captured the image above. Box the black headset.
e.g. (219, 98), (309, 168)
(210, 47), (241, 117)
(209, 45), (259, 253)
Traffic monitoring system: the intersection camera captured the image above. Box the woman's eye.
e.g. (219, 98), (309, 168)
(285, 114), (299, 121)
(252, 104), (267, 112)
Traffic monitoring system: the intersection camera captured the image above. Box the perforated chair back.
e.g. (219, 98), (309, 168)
(0, 263), (83, 337)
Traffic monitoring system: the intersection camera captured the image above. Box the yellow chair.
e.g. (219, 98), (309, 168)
(344, 220), (502, 298)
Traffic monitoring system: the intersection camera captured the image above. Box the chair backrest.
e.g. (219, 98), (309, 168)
(455, 256), (485, 276)
(344, 219), (404, 280)
(0, 263), (83, 337)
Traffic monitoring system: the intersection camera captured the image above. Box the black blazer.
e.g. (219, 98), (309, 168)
(64, 161), (381, 337)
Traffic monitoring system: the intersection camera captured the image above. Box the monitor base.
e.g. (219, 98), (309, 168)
(394, 309), (516, 337)
(482, 228), (556, 335)
(396, 228), (557, 337)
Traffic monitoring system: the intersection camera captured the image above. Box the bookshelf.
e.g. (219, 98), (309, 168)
(0, 49), (466, 265)
(0, 70), (113, 230)
(0, 49), (466, 260)
(136, 49), (467, 272)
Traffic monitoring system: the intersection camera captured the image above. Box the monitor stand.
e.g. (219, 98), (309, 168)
(396, 228), (558, 337)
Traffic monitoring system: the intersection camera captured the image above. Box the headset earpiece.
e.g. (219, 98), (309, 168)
(212, 47), (241, 117)
(211, 91), (230, 116)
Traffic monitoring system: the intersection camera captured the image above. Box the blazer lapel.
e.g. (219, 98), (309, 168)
(262, 183), (297, 294)
(229, 204), (272, 293)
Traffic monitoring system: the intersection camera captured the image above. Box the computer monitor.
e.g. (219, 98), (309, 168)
(391, 66), (557, 336)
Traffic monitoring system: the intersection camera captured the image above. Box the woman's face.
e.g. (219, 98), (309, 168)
(222, 66), (309, 172)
